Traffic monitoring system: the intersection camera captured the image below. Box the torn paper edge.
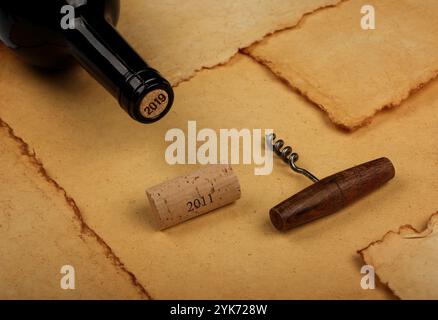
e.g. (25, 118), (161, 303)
(244, 49), (438, 131)
(0, 117), (152, 299)
(172, 0), (347, 87)
(358, 212), (438, 299)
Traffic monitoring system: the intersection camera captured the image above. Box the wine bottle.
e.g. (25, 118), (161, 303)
(0, 0), (174, 124)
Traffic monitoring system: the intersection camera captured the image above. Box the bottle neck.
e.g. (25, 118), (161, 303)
(62, 13), (173, 123)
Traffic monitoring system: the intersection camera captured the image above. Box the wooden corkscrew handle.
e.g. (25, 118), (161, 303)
(270, 158), (395, 231)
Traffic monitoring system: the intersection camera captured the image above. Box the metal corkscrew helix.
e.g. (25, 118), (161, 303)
(267, 133), (319, 183)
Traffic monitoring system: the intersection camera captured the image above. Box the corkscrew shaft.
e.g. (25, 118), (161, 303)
(267, 133), (319, 183)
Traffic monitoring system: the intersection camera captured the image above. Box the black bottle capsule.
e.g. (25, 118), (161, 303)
(0, 0), (174, 123)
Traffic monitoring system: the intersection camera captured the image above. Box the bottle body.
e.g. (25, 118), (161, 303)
(0, 0), (174, 123)
(0, 0), (119, 68)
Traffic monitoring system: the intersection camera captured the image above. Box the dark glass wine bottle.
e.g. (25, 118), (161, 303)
(0, 0), (174, 123)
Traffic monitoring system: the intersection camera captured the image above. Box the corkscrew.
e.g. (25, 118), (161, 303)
(266, 133), (396, 231)
(267, 133), (319, 183)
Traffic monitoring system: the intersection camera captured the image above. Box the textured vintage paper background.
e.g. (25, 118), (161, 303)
(118, 0), (342, 84)
(0, 0), (437, 299)
(360, 213), (438, 300)
(0, 122), (146, 299)
(246, 0), (438, 130)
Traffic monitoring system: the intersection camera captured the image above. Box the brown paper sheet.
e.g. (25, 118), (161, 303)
(246, 0), (438, 130)
(118, 0), (342, 84)
(1, 45), (437, 298)
(359, 213), (438, 300)
(0, 121), (147, 299)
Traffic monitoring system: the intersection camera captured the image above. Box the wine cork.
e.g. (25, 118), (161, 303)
(146, 165), (241, 230)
